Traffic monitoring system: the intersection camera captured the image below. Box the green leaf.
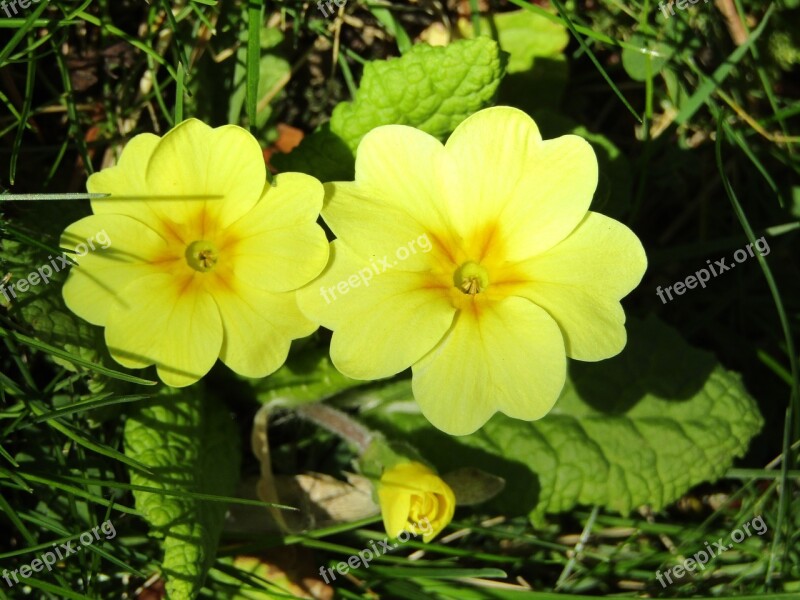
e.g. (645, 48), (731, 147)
(621, 33), (674, 82)
(227, 23), (291, 130)
(269, 124), (355, 182)
(1, 208), (99, 368)
(498, 56), (567, 113)
(360, 317), (764, 524)
(248, 345), (366, 407)
(332, 37), (503, 151)
(458, 9), (568, 74)
(457, 10), (568, 112)
(273, 37), (504, 179)
(1, 238), (102, 369)
(124, 386), (240, 599)
(230, 49), (290, 129)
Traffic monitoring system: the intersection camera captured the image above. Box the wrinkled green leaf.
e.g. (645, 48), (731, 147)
(1, 237), (101, 368)
(1, 205), (98, 366)
(332, 37), (503, 150)
(361, 317), (763, 524)
(458, 10), (569, 115)
(125, 387), (240, 599)
(273, 37), (504, 179)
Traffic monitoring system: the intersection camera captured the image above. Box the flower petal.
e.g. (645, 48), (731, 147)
(222, 172), (329, 292)
(445, 106), (597, 261)
(215, 277), (317, 378)
(88, 133), (166, 233)
(143, 119), (266, 236)
(61, 214), (170, 326)
(104, 272), (223, 386)
(298, 241), (455, 379)
(412, 296), (566, 435)
(378, 484), (413, 539)
(445, 106), (541, 229)
(501, 212), (647, 361)
(323, 125), (457, 271)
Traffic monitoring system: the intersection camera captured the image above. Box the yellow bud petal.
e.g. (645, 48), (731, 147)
(378, 462), (455, 543)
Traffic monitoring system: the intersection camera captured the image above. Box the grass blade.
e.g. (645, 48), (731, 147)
(0, 329), (157, 386)
(246, 0), (264, 132)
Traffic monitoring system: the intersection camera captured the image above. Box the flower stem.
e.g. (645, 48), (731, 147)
(294, 403), (374, 453)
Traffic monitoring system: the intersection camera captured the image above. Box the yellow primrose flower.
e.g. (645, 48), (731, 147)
(298, 106), (647, 435)
(378, 462), (455, 543)
(61, 119), (329, 387)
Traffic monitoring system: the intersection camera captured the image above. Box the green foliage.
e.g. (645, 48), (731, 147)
(187, 11), (289, 141)
(273, 37), (504, 179)
(248, 345), (365, 406)
(331, 36), (503, 149)
(1, 0), (796, 597)
(361, 317), (764, 524)
(459, 8), (569, 112)
(0, 205), (140, 399)
(1, 205), (96, 363)
(459, 9), (568, 75)
(621, 33), (674, 82)
(767, 15), (800, 71)
(1, 237), (101, 369)
(269, 124), (355, 183)
(124, 387), (240, 599)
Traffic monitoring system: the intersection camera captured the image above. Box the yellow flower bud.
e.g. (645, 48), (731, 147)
(378, 462), (455, 543)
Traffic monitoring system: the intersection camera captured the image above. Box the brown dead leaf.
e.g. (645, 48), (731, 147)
(263, 123), (304, 170)
(250, 405), (378, 534)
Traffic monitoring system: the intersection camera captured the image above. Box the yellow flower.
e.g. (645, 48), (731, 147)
(298, 106), (647, 435)
(61, 119), (329, 387)
(378, 462), (455, 543)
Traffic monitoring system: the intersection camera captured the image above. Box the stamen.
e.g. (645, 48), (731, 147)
(185, 240), (219, 273)
(454, 261), (489, 295)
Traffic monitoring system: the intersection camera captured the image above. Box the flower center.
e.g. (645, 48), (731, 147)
(454, 261), (489, 295)
(185, 240), (219, 273)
